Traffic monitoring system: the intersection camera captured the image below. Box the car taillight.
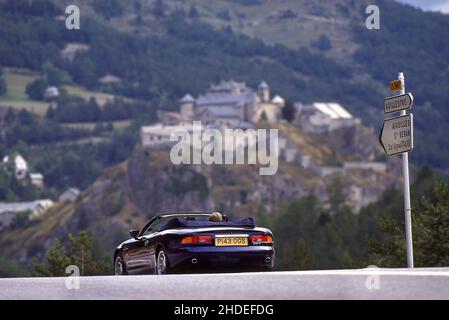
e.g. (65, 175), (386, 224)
(181, 235), (212, 244)
(251, 234), (273, 245)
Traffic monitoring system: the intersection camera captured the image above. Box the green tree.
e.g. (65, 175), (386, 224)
(312, 35), (332, 51)
(327, 176), (347, 214)
(67, 232), (110, 276)
(0, 170), (17, 201)
(0, 257), (31, 277)
(43, 62), (70, 86)
(367, 180), (449, 267)
(281, 100), (295, 122)
(11, 210), (32, 229)
(34, 231), (111, 276)
(34, 240), (71, 276)
(189, 5), (199, 18)
(25, 78), (47, 101)
(288, 239), (315, 270)
(46, 105), (55, 119)
(272, 196), (322, 268)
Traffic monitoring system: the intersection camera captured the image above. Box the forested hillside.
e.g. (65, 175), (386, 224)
(353, 0), (449, 168)
(1, 0), (448, 170)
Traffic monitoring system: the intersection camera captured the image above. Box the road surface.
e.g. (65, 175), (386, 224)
(1, 268), (449, 299)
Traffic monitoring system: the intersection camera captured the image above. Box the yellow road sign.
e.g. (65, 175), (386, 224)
(390, 79), (403, 92)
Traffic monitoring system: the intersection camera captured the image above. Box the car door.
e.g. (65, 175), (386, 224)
(122, 238), (145, 272)
(140, 218), (167, 271)
(122, 220), (157, 272)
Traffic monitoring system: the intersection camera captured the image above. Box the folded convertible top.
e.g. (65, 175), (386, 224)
(161, 217), (255, 230)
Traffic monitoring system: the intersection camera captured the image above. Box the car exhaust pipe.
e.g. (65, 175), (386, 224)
(191, 258), (198, 264)
(265, 256), (271, 263)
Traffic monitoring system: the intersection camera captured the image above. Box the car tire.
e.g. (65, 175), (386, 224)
(114, 255), (128, 275)
(155, 248), (171, 275)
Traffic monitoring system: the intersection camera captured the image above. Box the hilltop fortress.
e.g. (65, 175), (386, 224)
(159, 80), (285, 128)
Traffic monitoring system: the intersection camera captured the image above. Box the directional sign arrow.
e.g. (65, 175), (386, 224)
(384, 93), (414, 114)
(379, 113), (413, 156)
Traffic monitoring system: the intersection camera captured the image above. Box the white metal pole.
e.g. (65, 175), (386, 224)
(398, 72), (414, 268)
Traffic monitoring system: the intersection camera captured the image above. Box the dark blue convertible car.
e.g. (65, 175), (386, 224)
(113, 213), (275, 275)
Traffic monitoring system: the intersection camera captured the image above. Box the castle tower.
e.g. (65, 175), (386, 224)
(258, 81), (270, 103)
(180, 94), (195, 121)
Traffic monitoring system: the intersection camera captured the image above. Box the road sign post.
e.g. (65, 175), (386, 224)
(380, 72), (414, 268)
(398, 73), (414, 269)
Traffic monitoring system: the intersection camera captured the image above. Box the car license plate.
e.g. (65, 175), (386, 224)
(215, 236), (248, 247)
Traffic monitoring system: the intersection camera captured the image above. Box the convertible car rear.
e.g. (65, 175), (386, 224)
(113, 213), (274, 275)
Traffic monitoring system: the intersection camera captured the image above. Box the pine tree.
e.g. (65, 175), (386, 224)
(34, 231), (111, 276)
(367, 181), (449, 267)
(289, 239), (315, 270)
(281, 100), (295, 122)
(34, 240), (70, 276)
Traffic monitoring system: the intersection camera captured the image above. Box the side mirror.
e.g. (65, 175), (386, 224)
(129, 229), (139, 239)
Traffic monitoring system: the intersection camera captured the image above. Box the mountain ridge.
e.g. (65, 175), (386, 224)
(7, 0), (446, 170)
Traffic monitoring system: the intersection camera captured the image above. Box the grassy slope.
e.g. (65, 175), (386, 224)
(0, 67), (117, 115)
(70, 0), (361, 63)
(177, 0), (362, 63)
(0, 68), (48, 114)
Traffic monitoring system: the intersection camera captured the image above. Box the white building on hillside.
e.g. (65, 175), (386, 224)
(141, 124), (198, 148)
(30, 173), (44, 188)
(0, 199), (54, 230)
(0, 200), (53, 217)
(59, 188), (81, 204)
(294, 102), (360, 133)
(44, 86), (59, 99)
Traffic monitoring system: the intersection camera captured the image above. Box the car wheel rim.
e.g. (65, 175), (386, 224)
(157, 251), (167, 275)
(115, 257), (123, 275)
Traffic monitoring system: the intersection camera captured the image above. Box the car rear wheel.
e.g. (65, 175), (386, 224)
(114, 255), (127, 275)
(156, 249), (170, 275)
